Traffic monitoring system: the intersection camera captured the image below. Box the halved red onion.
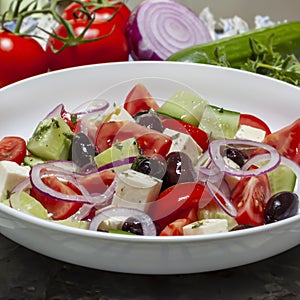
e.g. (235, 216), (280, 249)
(30, 161), (117, 206)
(208, 139), (281, 177)
(205, 181), (238, 217)
(126, 0), (212, 60)
(89, 206), (157, 236)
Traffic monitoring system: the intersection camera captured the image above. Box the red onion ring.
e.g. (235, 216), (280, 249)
(72, 99), (109, 116)
(30, 161), (116, 206)
(208, 139), (281, 177)
(44, 104), (64, 119)
(205, 181), (238, 217)
(126, 0), (212, 60)
(89, 206), (157, 236)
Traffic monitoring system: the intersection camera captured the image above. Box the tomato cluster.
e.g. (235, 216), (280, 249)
(0, 0), (131, 88)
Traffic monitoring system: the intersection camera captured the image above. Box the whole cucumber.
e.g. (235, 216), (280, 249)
(167, 22), (300, 67)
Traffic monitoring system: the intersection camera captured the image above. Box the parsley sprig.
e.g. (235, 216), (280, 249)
(212, 35), (300, 87)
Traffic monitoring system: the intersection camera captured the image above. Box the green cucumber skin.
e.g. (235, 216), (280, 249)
(168, 22), (300, 67)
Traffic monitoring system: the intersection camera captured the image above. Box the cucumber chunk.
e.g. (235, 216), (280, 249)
(268, 164), (297, 195)
(157, 90), (208, 126)
(94, 137), (141, 170)
(27, 116), (74, 161)
(199, 105), (240, 139)
(23, 156), (45, 167)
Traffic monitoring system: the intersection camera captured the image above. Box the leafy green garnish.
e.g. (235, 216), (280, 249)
(211, 35), (300, 87)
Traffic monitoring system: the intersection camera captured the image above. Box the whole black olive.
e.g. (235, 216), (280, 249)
(131, 155), (166, 179)
(135, 112), (164, 132)
(70, 132), (96, 169)
(162, 151), (196, 190)
(122, 217), (143, 235)
(264, 191), (299, 224)
(222, 147), (248, 168)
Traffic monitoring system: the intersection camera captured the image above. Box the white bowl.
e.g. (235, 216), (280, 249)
(0, 61), (299, 274)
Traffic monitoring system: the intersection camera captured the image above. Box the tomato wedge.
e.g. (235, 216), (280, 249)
(0, 136), (27, 165)
(30, 177), (83, 220)
(95, 121), (172, 156)
(148, 182), (213, 232)
(262, 118), (300, 166)
(123, 83), (160, 116)
(231, 174), (270, 226)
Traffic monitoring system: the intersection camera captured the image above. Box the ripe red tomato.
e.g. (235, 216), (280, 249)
(123, 83), (160, 116)
(46, 19), (129, 71)
(62, 0), (130, 33)
(0, 31), (48, 88)
(231, 174), (270, 226)
(239, 114), (271, 135)
(162, 118), (209, 151)
(95, 121), (172, 157)
(262, 118), (300, 166)
(0, 136), (27, 164)
(148, 182), (213, 232)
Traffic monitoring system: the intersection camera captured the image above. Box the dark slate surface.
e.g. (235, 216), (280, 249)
(0, 234), (299, 300)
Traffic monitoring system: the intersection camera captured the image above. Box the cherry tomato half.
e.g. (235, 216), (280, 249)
(231, 173), (270, 226)
(0, 136), (27, 165)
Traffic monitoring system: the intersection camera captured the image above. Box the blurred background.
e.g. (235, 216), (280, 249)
(1, 0), (300, 26)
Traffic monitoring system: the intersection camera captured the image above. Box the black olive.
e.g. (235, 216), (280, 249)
(131, 155), (166, 179)
(264, 191), (299, 224)
(162, 151), (196, 190)
(222, 147), (248, 168)
(132, 110), (149, 119)
(70, 132), (96, 169)
(230, 224), (254, 231)
(135, 112), (164, 132)
(122, 217), (143, 235)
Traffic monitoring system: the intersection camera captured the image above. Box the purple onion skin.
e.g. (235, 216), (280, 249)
(126, 8), (162, 61)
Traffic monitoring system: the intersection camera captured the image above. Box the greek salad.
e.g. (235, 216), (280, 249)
(0, 83), (299, 236)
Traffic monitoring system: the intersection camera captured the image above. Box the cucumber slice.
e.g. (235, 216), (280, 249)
(157, 90), (208, 126)
(199, 105), (240, 139)
(268, 164), (297, 195)
(23, 156), (45, 167)
(27, 116), (74, 161)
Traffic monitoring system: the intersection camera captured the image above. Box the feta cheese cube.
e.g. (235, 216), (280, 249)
(234, 124), (266, 142)
(112, 169), (162, 211)
(183, 219), (228, 236)
(0, 161), (30, 201)
(163, 128), (203, 165)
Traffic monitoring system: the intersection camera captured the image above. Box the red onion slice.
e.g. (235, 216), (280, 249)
(208, 139), (281, 177)
(72, 99), (109, 116)
(126, 0), (212, 60)
(205, 181), (238, 217)
(89, 206), (157, 236)
(30, 161), (116, 206)
(44, 104), (64, 119)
